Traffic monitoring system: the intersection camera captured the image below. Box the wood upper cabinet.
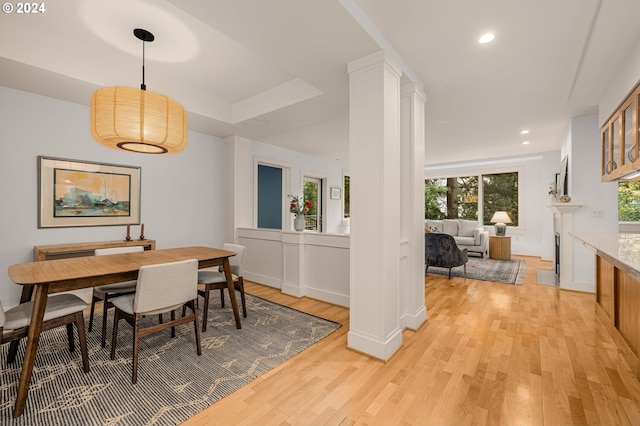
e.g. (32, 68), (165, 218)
(602, 81), (640, 181)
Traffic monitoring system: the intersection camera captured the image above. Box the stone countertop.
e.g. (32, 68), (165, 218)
(571, 232), (640, 280)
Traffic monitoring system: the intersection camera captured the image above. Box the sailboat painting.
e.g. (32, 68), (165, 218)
(39, 156), (141, 228)
(53, 169), (131, 217)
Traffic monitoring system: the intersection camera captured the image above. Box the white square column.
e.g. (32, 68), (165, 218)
(347, 50), (403, 360)
(224, 135), (252, 243)
(400, 83), (427, 330)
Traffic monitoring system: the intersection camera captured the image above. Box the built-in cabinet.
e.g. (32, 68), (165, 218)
(33, 239), (155, 261)
(601, 80), (640, 181)
(595, 254), (640, 377)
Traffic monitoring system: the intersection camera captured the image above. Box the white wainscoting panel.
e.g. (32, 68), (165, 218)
(238, 228), (283, 288)
(237, 228), (350, 306)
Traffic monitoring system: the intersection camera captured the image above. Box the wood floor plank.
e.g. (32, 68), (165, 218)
(182, 256), (640, 425)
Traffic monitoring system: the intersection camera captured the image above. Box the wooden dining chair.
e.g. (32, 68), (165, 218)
(110, 259), (201, 384)
(197, 243), (247, 332)
(0, 293), (90, 373)
(89, 246), (144, 348)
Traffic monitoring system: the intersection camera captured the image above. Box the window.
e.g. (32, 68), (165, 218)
(303, 177), (322, 231)
(343, 175), (350, 219)
(482, 172), (519, 226)
(425, 171), (519, 227)
(619, 181), (640, 221)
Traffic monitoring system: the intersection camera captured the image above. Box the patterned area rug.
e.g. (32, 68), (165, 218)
(427, 257), (526, 285)
(0, 293), (340, 425)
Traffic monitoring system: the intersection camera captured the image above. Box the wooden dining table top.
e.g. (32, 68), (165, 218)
(8, 246), (236, 293)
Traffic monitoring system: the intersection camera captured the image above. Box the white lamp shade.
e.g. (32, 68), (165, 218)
(90, 86), (188, 154)
(490, 211), (512, 224)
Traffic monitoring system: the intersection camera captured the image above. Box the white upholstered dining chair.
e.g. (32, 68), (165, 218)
(197, 243), (247, 332)
(0, 292), (91, 373)
(89, 245), (144, 348)
(110, 258), (201, 384)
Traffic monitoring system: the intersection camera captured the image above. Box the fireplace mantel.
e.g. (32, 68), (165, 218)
(550, 203), (583, 214)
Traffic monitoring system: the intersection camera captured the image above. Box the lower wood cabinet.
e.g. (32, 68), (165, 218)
(617, 269), (640, 356)
(596, 254), (640, 378)
(596, 256), (615, 324)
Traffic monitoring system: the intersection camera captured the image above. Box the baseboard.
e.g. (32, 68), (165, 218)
(401, 307), (427, 330)
(244, 272), (281, 289)
(347, 328), (403, 362)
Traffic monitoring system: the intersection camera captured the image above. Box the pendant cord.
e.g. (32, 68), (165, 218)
(140, 39), (146, 91)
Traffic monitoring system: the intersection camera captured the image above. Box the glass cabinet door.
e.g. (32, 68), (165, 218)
(603, 127), (610, 175)
(624, 101), (636, 165)
(612, 116), (620, 173)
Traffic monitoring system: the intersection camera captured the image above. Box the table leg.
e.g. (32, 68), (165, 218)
(222, 258), (242, 329)
(8, 284), (37, 360)
(13, 283), (48, 417)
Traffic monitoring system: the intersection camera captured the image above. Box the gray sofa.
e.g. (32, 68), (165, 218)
(425, 219), (489, 257)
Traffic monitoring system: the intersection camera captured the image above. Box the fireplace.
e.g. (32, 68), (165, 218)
(555, 232), (560, 277)
(549, 203), (582, 289)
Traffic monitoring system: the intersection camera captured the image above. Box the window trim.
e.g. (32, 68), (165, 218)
(425, 166), (524, 234)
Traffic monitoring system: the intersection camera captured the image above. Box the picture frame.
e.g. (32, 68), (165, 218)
(559, 155), (568, 196)
(330, 187), (341, 200)
(38, 156), (141, 228)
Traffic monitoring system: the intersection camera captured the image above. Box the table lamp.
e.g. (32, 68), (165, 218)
(490, 211), (512, 236)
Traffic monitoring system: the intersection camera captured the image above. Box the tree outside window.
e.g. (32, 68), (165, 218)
(483, 172), (518, 226)
(619, 181), (640, 221)
(425, 176), (478, 220)
(425, 171), (519, 227)
(343, 175), (350, 218)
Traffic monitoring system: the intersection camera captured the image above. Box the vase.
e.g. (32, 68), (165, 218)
(294, 214), (306, 231)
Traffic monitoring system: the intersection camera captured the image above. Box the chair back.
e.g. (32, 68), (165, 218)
(95, 246), (144, 256)
(425, 232), (468, 268)
(133, 259), (198, 314)
(222, 243), (246, 276)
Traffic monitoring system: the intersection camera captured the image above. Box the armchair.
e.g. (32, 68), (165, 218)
(425, 232), (468, 279)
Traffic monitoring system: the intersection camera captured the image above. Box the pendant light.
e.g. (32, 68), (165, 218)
(90, 28), (188, 154)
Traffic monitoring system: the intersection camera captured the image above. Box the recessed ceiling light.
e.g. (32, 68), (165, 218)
(522, 141), (530, 145)
(479, 33), (495, 44)
(521, 130), (530, 135)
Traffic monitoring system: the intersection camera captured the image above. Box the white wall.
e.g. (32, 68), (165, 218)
(567, 114), (618, 290)
(250, 140), (348, 234)
(599, 42), (640, 127)
(425, 151), (560, 260)
(0, 87), (227, 307)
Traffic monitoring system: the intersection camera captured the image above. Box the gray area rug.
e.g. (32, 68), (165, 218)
(427, 257), (526, 285)
(0, 292), (340, 425)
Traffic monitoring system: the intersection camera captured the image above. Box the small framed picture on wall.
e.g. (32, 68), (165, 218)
(330, 187), (341, 200)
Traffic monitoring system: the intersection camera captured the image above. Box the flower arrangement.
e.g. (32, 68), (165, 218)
(548, 182), (558, 198)
(288, 194), (312, 216)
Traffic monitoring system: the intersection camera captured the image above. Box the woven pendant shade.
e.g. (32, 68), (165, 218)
(90, 86), (188, 154)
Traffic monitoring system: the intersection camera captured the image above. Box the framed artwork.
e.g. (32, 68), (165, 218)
(330, 187), (341, 200)
(38, 156), (141, 228)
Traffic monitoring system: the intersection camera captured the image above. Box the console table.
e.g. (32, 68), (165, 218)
(34, 239), (156, 261)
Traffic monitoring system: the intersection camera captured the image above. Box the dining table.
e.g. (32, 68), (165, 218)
(7, 245), (241, 418)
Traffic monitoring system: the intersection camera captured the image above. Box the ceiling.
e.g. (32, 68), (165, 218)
(2, 0), (640, 165)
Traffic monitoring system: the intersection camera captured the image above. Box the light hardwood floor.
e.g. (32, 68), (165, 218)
(183, 256), (640, 425)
